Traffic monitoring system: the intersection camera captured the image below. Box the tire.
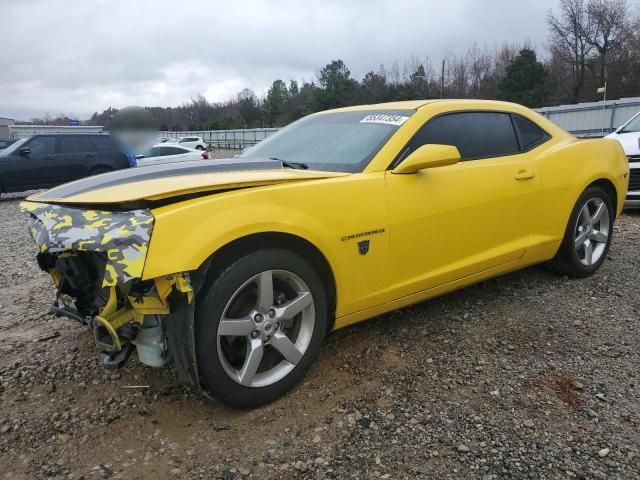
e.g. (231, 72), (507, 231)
(195, 145), (204, 150)
(549, 186), (614, 278)
(90, 166), (112, 176)
(195, 248), (329, 408)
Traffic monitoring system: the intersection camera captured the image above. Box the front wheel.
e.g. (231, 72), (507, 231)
(195, 145), (204, 150)
(549, 186), (614, 278)
(195, 249), (329, 408)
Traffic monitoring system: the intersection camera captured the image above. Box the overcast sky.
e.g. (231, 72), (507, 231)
(0, 0), (559, 121)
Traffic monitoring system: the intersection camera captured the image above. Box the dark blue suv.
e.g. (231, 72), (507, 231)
(0, 134), (135, 194)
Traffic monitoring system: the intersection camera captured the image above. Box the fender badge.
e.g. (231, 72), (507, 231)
(358, 240), (370, 255)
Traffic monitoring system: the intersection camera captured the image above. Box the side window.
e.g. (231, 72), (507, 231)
(407, 112), (520, 161)
(147, 147), (163, 157)
(90, 135), (117, 152)
(511, 115), (549, 150)
(58, 136), (94, 154)
(25, 136), (55, 155)
(164, 147), (184, 155)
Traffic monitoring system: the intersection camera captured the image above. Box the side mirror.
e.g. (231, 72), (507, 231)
(18, 147), (31, 157)
(135, 154), (145, 159)
(392, 144), (461, 174)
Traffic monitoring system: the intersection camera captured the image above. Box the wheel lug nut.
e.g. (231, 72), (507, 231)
(254, 313), (264, 323)
(269, 309), (276, 318)
(251, 330), (260, 339)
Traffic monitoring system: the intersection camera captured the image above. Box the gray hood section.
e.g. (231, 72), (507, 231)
(38, 157), (281, 200)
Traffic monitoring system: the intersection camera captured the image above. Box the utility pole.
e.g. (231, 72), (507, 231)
(597, 82), (607, 135)
(440, 59), (445, 99)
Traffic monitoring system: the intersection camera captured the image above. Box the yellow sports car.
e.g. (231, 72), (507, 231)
(21, 100), (628, 408)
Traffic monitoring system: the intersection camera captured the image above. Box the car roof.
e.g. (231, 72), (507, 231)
(29, 133), (110, 137)
(320, 99), (531, 114)
(152, 143), (195, 150)
(322, 100), (441, 113)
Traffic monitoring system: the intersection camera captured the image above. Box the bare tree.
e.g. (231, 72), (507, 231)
(466, 43), (493, 98)
(586, 0), (637, 86)
(547, 0), (595, 102)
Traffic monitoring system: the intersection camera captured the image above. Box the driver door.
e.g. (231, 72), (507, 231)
(6, 136), (56, 190)
(385, 111), (542, 298)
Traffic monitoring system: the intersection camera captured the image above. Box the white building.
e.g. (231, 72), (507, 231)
(5, 124), (104, 140)
(0, 117), (15, 141)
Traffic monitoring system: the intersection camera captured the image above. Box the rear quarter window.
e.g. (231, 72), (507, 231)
(511, 115), (550, 150)
(58, 136), (95, 154)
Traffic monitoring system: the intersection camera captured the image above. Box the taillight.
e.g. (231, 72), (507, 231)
(201, 151), (209, 159)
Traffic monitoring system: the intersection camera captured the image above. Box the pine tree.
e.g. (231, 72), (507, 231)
(497, 49), (549, 107)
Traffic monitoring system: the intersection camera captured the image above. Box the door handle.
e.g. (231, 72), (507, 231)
(514, 169), (535, 180)
(86, 153), (96, 158)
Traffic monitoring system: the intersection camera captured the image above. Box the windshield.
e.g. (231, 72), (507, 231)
(620, 112), (640, 133)
(0, 138), (29, 156)
(241, 110), (414, 172)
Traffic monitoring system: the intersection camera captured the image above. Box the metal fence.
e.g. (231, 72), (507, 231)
(159, 128), (279, 149)
(535, 96), (640, 137)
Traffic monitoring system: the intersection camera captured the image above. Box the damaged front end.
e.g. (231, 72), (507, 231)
(20, 201), (196, 379)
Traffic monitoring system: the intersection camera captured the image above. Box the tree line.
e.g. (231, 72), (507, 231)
(31, 0), (640, 131)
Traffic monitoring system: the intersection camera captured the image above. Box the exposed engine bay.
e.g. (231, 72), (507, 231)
(21, 201), (195, 374)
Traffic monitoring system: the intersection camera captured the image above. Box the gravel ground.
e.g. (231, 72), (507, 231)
(0, 167), (639, 479)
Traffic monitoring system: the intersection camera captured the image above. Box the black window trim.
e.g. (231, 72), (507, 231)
(388, 109), (552, 170)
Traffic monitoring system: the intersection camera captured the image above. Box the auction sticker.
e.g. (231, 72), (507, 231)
(360, 114), (409, 126)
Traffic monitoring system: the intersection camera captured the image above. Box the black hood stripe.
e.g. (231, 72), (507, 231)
(36, 157), (282, 200)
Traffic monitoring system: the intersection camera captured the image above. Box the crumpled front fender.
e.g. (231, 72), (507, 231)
(20, 201), (154, 287)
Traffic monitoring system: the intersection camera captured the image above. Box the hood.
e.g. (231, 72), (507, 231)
(28, 157), (349, 206)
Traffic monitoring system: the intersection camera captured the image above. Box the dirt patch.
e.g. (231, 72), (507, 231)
(524, 374), (584, 410)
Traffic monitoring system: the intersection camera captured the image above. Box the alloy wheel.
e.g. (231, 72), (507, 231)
(574, 197), (610, 266)
(216, 270), (315, 388)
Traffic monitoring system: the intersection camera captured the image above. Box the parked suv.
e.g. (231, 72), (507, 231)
(606, 111), (640, 207)
(176, 136), (207, 150)
(0, 134), (134, 194)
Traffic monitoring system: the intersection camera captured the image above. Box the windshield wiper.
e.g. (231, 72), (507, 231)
(271, 157), (309, 170)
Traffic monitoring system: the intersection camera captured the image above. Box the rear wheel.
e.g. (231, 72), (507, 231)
(195, 249), (329, 408)
(549, 186), (614, 278)
(195, 145), (204, 150)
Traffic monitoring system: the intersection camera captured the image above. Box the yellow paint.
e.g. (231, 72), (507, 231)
(31, 100), (630, 330)
(52, 215), (72, 230)
(82, 210), (99, 221)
